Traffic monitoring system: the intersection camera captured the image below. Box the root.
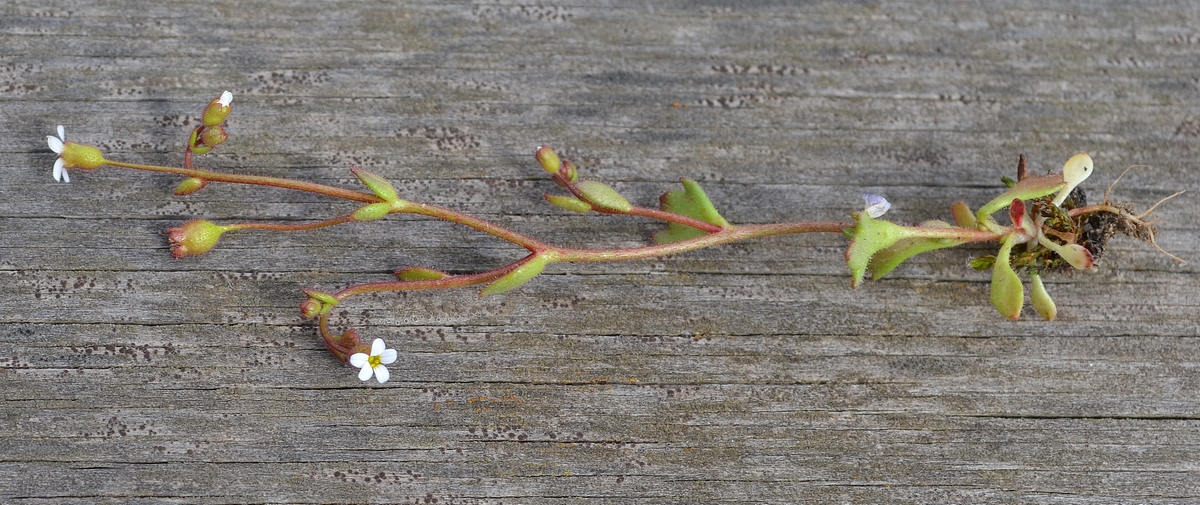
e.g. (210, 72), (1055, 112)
(1067, 165), (1186, 265)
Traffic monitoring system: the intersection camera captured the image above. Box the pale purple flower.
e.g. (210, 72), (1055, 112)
(861, 193), (891, 218)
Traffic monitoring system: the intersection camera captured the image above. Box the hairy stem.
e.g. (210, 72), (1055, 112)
(102, 160), (381, 203)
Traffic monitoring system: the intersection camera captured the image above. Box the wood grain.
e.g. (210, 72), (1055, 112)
(2, 1), (1198, 503)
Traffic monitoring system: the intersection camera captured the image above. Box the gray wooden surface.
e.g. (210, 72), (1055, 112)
(3, 1), (1199, 503)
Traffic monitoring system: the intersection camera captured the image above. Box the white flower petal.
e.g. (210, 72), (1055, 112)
(379, 348), (397, 365)
(57, 125), (65, 141)
(370, 338), (386, 356)
(47, 135), (64, 154)
(53, 158), (65, 182)
(358, 363), (374, 381)
(60, 164), (69, 183)
(218, 91), (233, 107)
(349, 352), (369, 368)
(373, 364), (390, 383)
(862, 193), (891, 218)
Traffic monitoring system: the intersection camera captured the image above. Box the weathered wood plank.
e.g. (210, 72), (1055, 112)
(2, 1), (1199, 503)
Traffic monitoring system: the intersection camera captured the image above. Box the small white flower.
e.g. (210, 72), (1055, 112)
(217, 90), (233, 107)
(349, 338), (398, 383)
(861, 193), (891, 218)
(47, 125), (69, 182)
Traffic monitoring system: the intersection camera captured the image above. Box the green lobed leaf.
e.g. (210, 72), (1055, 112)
(480, 254), (550, 296)
(652, 178), (731, 244)
(845, 213), (907, 288)
(989, 235), (1024, 320)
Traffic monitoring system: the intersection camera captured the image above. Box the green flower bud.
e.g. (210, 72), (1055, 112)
(199, 125), (228, 148)
(561, 159), (578, 183)
(536, 145), (562, 174)
(166, 219), (228, 258)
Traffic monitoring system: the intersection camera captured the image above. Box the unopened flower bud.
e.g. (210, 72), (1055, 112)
(199, 125), (228, 148)
(166, 219), (228, 258)
(202, 91), (234, 127)
(561, 159), (578, 183)
(300, 290), (339, 318)
(536, 145), (561, 174)
(553, 159), (580, 189)
(174, 177), (209, 196)
(299, 298), (323, 319)
(343, 329), (368, 354)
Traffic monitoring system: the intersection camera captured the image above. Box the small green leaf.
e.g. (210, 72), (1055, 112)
(395, 267), (449, 281)
(969, 255), (996, 271)
(575, 180), (632, 213)
(1051, 153), (1094, 206)
(350, 167), (400, 202)
(1057, 243), (1094, 270)
(951, 201), (976, 229)
(174, 177), (208, 196)
(1036, 235), (1095, 270)
(989, 235), (1024, 320)
(544, 194), (593, 213)
(976, 174), (1066, 225)
(304, 290), (339, 306)
(1029, 273), (1057, 321)
(480, 254), (550, 296)
(352, 202), (393, 222)
(653, 178), (730, 244)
